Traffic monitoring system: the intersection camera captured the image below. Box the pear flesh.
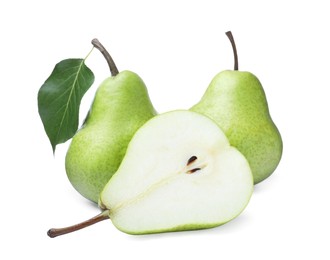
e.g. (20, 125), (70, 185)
(191, 70), (283, 184)
(100, 110), (253, 235)
(65, 71), (157, 203)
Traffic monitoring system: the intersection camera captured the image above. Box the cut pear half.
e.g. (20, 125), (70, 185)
(47, 110), (253, 238)
(100, 110), (253, 235)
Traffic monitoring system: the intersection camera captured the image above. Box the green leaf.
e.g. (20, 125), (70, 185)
(38, 59), (95, 152)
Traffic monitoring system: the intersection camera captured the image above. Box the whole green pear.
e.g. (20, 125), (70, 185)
(191, 32), (282, 184)
(65, 40), (157, 203)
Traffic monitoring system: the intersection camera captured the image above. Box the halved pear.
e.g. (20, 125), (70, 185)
(100, 110), (253, 234)
(47, 110), (253, 237)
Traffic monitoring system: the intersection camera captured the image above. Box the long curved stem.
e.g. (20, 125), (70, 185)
(47, 210), (110, 238)
(92, 39), (119, 76)
(225, 31), (239, 71)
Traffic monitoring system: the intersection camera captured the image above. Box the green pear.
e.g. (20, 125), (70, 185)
(65, 39), (157, 203)
(191, 32), (282, 184)
(48, 110), (253, 237)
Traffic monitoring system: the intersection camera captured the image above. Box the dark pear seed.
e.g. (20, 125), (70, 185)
(187, 168), (201, 174)
(187, 156), (197, 166)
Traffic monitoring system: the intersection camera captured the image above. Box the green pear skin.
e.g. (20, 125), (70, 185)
(191, 70), (282, 184)
(65, 70), (157, 203)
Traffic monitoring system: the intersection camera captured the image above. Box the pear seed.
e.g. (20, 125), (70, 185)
(187, 156), (197, 166)
(187, 168), (201, 174)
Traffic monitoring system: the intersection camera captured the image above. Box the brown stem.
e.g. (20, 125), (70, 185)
(225, 31), (239, 71)
(47, 210), (110, 238)
(92, 39), (119, 76)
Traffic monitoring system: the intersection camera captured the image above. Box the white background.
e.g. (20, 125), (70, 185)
(1, 0), (329, 259)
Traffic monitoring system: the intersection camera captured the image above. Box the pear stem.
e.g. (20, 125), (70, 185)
(225, 31), (239, 71)
(47, 210), (110, 238)
(92, 39), (119, 76)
